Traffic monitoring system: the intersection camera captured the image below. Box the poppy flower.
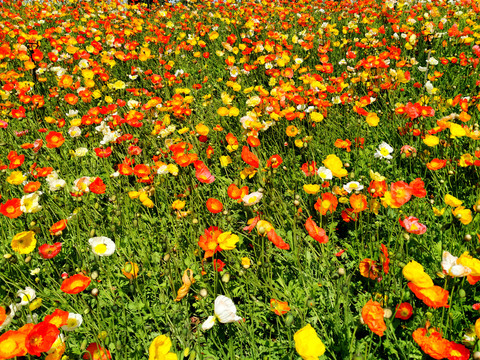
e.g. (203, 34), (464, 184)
(266, 154), (282, 168)
(399, 216), (427, 235)
(266, 229), (290, 250)
(89, 177), (106, 194)
(241, 146), (259, 168)
(407, 282), (449, 308)
(409, 178), (426, 198)
(359, 259), (379, 280)
(44, 309), (69, 328)
(0, 330), (28, 358)
(11, 231), (37, 254)
(149, 335), (177, 360)
(314, 193), (338, 215)
(25, 322), (60, 356)
(227, 184), (248, 202)
(49, 220), (67, 235)
(45, 131), (65, 148)
(301, 161), (317, 176)
(89, 237), (116, 256)
(0, 198), (23, 219)
(202, 295), (242, 330)
(60, 274), (91, 294)
(24, 181), (41, 193)
(213, 259), (226, 272)
(361, 300), (386, 336)
(94, 147), (112, 158)
(447, 342), (470, 360)
(412, 328), (451, 360)
(270, 299), (290, 316)
(368, 180), (387, 197)
(122, 262), (139, 280)
(118, 164), (133, 175)
(389, 181), (412, 207)
(380, 244), (389, 274)
(133, 164), (151, 177)
(294, 324), (325, 360)
(83, 343), (111, 360)
(426, 158), (447, 170)
(395, 302), (413, 320)
(350, 194), (368, 212)
(195, 164), (215, 184)
(206, 198), (223, 214)
(39, 243), (62, 259)
(305, 217), (328, 243)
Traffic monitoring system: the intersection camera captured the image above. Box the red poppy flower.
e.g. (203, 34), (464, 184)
(426, 158), (447, 171)
(300, 161), (317, 176)
(394, 302), (413, 320)
(270, 299), (290, 315)
(133, 164), (151, 177)
(195, 163), (215, 184)
(266, 154), (283, 169)
(227, 184), (248, 201)
(94, 147), (112, 158)
(128, 145), (142, 156)
(206, 198), (223, 214)
(60, 274), (91, 294)
(25, 322), (60, 356)
(305, 217), (328, 243)
(380, 244), (389, 274)
(409, 178), (426, 198)
(39, 243), (62, 259)
(89, 177), (106, 194)
(83, 343), (112, 360)
(266, 229), (290, 250)
(45, 131), (65, 148)
(241, 146), (259, 168)
(213, 259), (226, 272)
(118, 164), (133, 175)
(0, 198), (23, 219)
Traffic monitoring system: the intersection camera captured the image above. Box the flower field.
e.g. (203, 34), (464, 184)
(1, 0), (480, 358)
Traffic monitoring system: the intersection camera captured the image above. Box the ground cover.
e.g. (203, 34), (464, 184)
(1, 0), (480, 358)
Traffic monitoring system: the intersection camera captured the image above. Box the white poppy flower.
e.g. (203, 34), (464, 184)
(89, 237), (116, 256)
(441, 251), (471, 277)
(242, 192), (263, 206)
(17, 287), (36, 306)
(343, 181), (364, 193)
(62, 313), (83, 331)
(20, 192), (42, 213)
(317, 167), (333, 180)
(374, 142), (394, 159)
(202, 295), (242, 330)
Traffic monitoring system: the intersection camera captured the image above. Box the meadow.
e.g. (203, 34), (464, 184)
(1, 0), (480, 359)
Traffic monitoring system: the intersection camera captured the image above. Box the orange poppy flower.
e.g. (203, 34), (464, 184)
(266, 154), (283, 169)
(0, 330), (28, 359)
(412, 328), (451, 360)
(195, 163), (215, 184)
(89, 177), (106, 194)
(368, 180), (387, 198)
(241, 146), (259, 168)
(334, 139), (352, 152)
(206, 198), (223, 214)
(133, 164), (151, 177)
(361, 300), (386, 337)
(395, 302), (413, 320)
(118, 164), (133, 175)
(44, 309), (69, 328)
(350, 194), (368, 213)
(227, 184), (248, 201)
(270, 299), (290, 315)
(83, 343), (111, 360)
(60, 274), (91, 294)
(389, 181), (412, 207)
(0, 198), (23, 219)
(247, 136), (261, 147)
(426, 158), (447, 170)
(45, 131), (65, 148)
(286, 125), (299, 137)
(198, 226), (222, 259)
(304, 216), (328, 243)
(407, 282), (449, 308)
(49, 219), (67, 235)
(122, 262), (139, 280)
(359, 259), (379, 280)
(24, 181), (41, 193)
(314, 193), (338, 215)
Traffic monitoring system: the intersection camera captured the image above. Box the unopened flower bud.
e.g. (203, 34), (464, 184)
(91, 288), (99, 297)
(199, 288), (208, 298)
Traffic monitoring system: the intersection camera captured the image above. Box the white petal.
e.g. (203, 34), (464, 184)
(202, 316), (216, 330)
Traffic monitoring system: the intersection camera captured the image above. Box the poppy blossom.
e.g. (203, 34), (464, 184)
(83, 343), (111, 360)
(0, 330), (28, 358)
(359, 259), (379, 280)
(195, 163), (215, 184)
(395, 302), (413, 320)
(407, 282), (449, 309)
(89, 177), (106, 194)
(266, 154), (283, 169)
(94, 147), (112, 158)
(60, 274), (91, 294)
(49, 220), (67, 235)
(361, 300), (386, 337)
(266, 229), (290, 250)
(305, 217), (328, 243)
(39, 243), (62, 259)
(206, 198), (223, 214)
(270, 299), (290, 315)
(25, 322), (60, 356)
(44, 309), (69, 328)
(314, 193), (338, 215)
(23, 181), (41, 193)
(0, 198), (23, 219)
(399, 216), (427, 235)
(213, 259), (226, 272)
(241, 146), (259, 168)
(45, 131), (65, 148)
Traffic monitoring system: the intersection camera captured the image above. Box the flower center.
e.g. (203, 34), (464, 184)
(94, 244), (107, 254)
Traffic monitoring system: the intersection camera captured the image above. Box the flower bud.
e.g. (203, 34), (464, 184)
(338, 268), (346, 276)
(221, 273), (230, 283)
(199, 288), (208, 298)
(91, 288), (99, 297)
(465, 234), (472, 242)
